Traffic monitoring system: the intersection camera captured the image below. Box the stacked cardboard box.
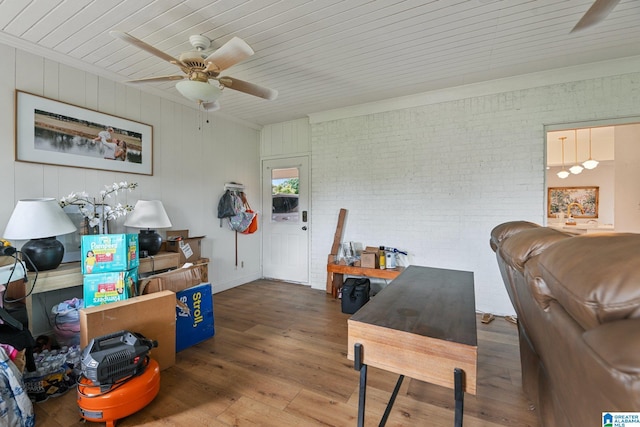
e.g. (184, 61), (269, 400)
(140, 263), (215, 352)
(165, 229), (205, 264)
(81, 234), (139, 308)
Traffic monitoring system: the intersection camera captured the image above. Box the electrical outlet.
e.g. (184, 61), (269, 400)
(241, 261), (244, 268)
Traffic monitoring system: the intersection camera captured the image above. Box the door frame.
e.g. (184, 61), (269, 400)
(261, 155), (311, 284)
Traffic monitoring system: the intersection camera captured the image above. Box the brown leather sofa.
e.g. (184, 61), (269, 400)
(490, 221), (640, 427)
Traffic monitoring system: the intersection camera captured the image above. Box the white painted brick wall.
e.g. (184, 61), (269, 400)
(310, 73), (640, 315)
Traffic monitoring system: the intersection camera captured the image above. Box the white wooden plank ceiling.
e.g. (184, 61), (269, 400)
(0, 0), (639, 126)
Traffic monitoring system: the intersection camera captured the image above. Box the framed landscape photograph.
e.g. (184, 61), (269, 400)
(548, 186), (599, 218)
(15, 90), (153, 175)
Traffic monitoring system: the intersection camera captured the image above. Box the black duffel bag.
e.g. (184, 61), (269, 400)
(341, 278), (370, 314)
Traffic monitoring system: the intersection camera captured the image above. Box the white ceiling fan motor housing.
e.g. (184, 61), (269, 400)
(189, 35), (211, 51)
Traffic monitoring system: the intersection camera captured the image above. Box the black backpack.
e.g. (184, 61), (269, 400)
(217, 190), (241, 218)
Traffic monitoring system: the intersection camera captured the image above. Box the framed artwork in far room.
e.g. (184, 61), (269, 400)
(548, 186), (599, 218)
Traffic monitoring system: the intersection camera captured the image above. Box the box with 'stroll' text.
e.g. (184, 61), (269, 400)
(176, 283), (214, 352)
(81, 234), (139, 274)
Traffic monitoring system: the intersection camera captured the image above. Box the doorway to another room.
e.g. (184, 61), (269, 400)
(262, 156), (309, 284)
(545, 119), (640, 233)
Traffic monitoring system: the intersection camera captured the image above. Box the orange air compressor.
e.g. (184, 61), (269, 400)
(76, 331), (160, 427)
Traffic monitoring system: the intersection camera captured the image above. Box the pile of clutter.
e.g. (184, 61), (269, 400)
(23, 337), (81, 402)
(22, 298), (83, 402)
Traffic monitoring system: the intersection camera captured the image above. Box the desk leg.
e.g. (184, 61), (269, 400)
(379, 375), (404, 427)
(454, 368), (464, 427)
(354, 343), (367, 427)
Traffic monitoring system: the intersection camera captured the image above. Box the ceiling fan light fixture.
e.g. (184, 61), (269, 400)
(176, 80), (222, 103)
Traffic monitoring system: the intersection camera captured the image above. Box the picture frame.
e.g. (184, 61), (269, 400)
(547, 186), (599, 218)
(15, 90), (153, 175)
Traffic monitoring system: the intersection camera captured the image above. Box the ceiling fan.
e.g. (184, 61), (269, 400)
(571, 0), (621, 33)
(110, 31), (278, 111)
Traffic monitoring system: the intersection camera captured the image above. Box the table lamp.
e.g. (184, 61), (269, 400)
(3, 198), (77, 271)
(124, 200), (172, 256)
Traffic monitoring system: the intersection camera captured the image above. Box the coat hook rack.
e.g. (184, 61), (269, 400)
(224, 182), (245, 192)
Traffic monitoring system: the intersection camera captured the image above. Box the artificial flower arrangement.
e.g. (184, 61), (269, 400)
(59, 182), (138, 233)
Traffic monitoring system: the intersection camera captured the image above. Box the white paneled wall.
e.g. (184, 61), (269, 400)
(307, 73), (640, 316)
(0, 43), (261, 334)
(261, 118), (311, 158)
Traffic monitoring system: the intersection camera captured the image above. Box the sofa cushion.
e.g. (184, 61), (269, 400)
(535, 233), (640, 330)
(497, 227), (571, 272)
(583, 318), (640, 375)
(490, 221), (541, 252)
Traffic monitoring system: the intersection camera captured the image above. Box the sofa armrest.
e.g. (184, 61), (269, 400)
(583, 318), (640, 375)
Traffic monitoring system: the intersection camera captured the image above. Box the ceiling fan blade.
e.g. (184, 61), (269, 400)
(110, 30), (184, 66)
(219, 77), (278, 100)
(571, 0), (621, 33)
(126, 75), (185, 84)
(202, 101), (220, 112)
(203, 37), (254, 73)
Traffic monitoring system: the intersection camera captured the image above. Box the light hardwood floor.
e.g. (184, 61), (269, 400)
(33, 279), (539, 426)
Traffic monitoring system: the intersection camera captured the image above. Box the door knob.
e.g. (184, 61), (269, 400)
(302, 226), (307, 231)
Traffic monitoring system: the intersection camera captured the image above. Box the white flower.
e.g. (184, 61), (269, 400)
(59, 182), (138, 232)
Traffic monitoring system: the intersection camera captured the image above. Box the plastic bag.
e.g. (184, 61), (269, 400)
(50, 298), (83, 347)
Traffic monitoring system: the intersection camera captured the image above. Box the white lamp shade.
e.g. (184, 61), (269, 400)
(557, 170), (570, 179)
(583, 159), (599, 169)
(569, 164), (584, 174)
(176, 80), (222, 103)
(3, 198), (77, 239)
(124, 200), (172, 229)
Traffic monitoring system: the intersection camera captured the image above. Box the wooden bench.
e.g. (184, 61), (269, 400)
(326, 262), (404, 298)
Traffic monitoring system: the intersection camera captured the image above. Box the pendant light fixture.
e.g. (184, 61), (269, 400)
(582, 128), (599, 170)
(569, 129), (584, 175)
(557, 137), (570, 179)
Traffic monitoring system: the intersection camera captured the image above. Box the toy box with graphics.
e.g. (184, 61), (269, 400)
(83, 268), (138, 308)
(81, 234), (139, 274)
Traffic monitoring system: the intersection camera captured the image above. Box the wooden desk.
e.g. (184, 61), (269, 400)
(326, 263), (404, 297)
(348, 265), (477, 426)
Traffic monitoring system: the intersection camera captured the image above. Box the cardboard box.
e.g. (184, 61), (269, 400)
(176, 283), (215, 352)
(139, 263), (208, 295)
(79, 291), (176, 370)
(81, 234), (139, 274)
(83, 268), (138, 308)
(360, 252), (378, 269)
(165, 230), (204, 264)
(361, 246), (380, 269)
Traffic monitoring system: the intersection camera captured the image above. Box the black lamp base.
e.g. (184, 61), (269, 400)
(138, 229), (162, 256)
(22, 237), (65, 271)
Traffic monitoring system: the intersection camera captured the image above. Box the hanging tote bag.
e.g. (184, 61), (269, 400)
(227, 192), (254, 232)
(239, 192), (258, 234)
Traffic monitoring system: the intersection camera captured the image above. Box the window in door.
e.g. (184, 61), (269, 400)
(271, 167), (299, 223)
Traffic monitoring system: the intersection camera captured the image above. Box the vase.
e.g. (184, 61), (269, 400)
(85, 218), (109, 235)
